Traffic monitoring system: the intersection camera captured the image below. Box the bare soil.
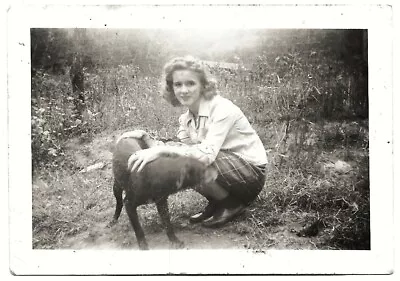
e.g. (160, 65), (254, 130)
(61, 214), (322, 251)
(33, 131), (329, 251)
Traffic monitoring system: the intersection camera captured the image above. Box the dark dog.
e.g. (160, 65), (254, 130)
(109, 137), (217, 250)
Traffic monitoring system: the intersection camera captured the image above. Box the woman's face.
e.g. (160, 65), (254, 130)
(172, 69), (203, 110)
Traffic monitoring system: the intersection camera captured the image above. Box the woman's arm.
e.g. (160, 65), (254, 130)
(128, 109), (236, 172)
(128, 101), (240, 172)
(174, 101), (239, 165)
(184, 105), (238, 166)
(128, 145), (190, 173)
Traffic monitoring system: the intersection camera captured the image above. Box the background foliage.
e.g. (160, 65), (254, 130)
(31, 28), (369, 250)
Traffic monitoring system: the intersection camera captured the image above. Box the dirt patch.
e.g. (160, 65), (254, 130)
(60, 212), (322, 251)
(34, 130), (366, 251)
(63, 131), (120, 169)
(62, 223), (248, 250)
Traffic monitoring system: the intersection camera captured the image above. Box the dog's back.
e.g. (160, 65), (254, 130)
(126, 156), (207, 205)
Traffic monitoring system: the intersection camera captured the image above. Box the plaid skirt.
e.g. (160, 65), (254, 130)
(211, 150), (267, 205)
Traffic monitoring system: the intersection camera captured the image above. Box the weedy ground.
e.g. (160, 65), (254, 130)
(32, 125), (369, 251)
(32, 54), (369, 250)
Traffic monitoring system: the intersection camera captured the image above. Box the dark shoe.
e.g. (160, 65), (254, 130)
(189, 200), (217, 224)
(202, 204), (245, 228)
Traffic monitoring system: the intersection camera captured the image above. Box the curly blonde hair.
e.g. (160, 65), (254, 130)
(161, 56), (217, 107)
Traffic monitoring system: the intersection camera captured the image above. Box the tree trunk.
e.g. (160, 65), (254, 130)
(70, 54), (85, 116)
(69, 29), (88, 117)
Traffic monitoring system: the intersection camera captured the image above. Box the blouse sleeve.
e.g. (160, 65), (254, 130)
(183, 104), (238, 166)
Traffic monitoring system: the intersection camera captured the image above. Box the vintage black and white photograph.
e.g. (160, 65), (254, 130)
(7, 3), (394, 276)
(30, 27), (370, 251)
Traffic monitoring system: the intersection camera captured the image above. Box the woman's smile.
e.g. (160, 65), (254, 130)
(172, 70), (203, 111)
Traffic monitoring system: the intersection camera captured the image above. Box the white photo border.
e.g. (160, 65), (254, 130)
(7, 3), (394, 275)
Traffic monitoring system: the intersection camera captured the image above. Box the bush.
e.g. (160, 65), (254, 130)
(31, 71), (98, 170)
(31, 32), (369, 249)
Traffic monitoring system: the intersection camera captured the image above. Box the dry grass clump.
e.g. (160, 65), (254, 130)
(31, 43), (369, 249)
(249, 148), (370, 249)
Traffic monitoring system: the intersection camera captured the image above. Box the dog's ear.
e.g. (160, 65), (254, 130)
(203, 166), (218, 185)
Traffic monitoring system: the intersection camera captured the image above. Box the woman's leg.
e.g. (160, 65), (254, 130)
(199, 182), (246, 228)
(197, 181), (228, 200)
(190, 177), (246, 227)
(189, 182), (228, 224)
(193, 151), (266, 227)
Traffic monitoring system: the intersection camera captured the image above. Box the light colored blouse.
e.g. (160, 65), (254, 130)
(176, 94), (268, 166)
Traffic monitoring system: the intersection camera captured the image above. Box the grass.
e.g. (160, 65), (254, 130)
(32, 167), (113, 248)
(31, 55), (369, 250)
(32, 130), (369, 250)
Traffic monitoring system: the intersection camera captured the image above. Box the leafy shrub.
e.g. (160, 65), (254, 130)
(31, 30), (369, 249)
(84, 65), (183, 137)
(31, 71), (99, 170)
